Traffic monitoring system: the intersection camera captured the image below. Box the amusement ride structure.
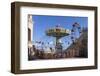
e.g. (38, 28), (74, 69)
(45, 25), (71, 53)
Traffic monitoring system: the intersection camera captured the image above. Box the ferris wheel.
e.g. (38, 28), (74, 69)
(70, 22), (82, 44)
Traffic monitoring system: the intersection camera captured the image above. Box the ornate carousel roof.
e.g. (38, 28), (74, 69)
(46, 25), (71, 37)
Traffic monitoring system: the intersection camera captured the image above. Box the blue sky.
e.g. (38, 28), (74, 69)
(32, 15), (88, 49)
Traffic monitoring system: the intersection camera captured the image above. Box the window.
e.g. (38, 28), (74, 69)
(28, 28), (31, 41)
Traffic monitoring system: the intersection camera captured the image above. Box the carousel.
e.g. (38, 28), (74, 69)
(45, 25), (71, 53)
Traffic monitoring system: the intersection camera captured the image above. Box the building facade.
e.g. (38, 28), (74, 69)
(28, 15), (34, 58)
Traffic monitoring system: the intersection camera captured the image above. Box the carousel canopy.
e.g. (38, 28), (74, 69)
(46, 25), (71, 38)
